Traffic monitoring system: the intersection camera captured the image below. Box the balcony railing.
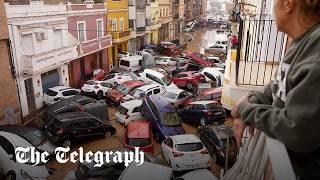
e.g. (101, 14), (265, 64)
(235, 18), (286, 86)
(111, 30), (131, 42)
(136, 26), (146, 32)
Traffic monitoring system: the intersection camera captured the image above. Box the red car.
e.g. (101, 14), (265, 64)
(172, 71), (206, 90)
(107, 80), (144, 104)
(123, 120), (154, 153)
(183, 87), (222, 106)
(188, 52), (214, 67)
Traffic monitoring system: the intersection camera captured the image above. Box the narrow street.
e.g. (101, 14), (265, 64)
(46, 28), (233, 179)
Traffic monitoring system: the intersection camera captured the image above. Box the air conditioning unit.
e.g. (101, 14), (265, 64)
(36, 32), (48, 41)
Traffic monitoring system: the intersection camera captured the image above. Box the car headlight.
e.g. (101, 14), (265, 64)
(21, 169), (33, 180)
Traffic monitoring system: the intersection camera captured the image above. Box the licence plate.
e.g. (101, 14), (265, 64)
(215, 112), (222, 115)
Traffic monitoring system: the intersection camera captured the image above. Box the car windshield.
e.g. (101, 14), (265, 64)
(25, 130), (47, 146)
(45, 89), (58, 96)
(162, 91), (177, 99)
(162, 76), (172, 86)
(206, 103), (219, 109)
(84, 81), (96, 85)
(116, 84), (131, 94)
(128, 138), (151, 147)
(118, 105), (128, 115)
(176, 142), (203, 152)
(161, 112), (181, 126)
(130, 89), (145, 98)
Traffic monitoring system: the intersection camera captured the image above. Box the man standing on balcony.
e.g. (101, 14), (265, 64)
(232, 0), (320, 179)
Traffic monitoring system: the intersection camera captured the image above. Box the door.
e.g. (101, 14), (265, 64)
(25, 78), (36, 115)
(41, 69), (60, 93)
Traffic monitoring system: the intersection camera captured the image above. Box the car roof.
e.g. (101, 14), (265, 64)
(144, 69), (165, 78)
(48, 86), (72, 92)
(0, 131), (32, 147)
(171, 134), (201, 144)
(137, 84), (160, 91)
(127, 120), (150, 138)
(149, 95), (175, 112)
(118, 161), (172, 180)
(207, 125), (234, 139)
(67, 95), (96, 103)
(179, 169), (218, 180)
(53, 112), (97, 122)
(0, 125), (41, 137)
(165, 88), (185, 94)
(120, 55), (143, 61)
(123, 80), (144, 87)
(190, 100), (218, 105)
(121, 99), (142, 108)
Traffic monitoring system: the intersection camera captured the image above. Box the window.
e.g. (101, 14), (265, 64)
(176, 143), (203, 152)
(146, 91), (153, 96)
(77, 22), (86, 42)
(164, 138), (173, 148)
(62, 90), (79, 96)
(0, 136), (14, 156)
(120, 60), (130, 67)
(192, 104), (205, 110)
(45, 89), (58, 96)
(111, 19), (117, 31)
(119, 18), (124, 32)
(178, 92), (187, 99)
(101, 82), (112, 88)
(132, 106), (141, 113)
(104, 74), (115, 80)
(160, 9), (162, 17)
(153, 88), (160, 94)
(129, 19), (135, 29)
(97, 19), (104, 38)
(146, 74), (164, 85)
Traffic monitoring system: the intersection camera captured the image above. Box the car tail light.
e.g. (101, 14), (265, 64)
(56, 128), (64, 135)
(201, 149), (209, 154)
(172, 151), (184, 157)
(94, 86), (99, 89)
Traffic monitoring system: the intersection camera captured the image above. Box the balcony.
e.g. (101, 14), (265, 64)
(173, 13), (179, 19)
(111, 30), (131, 43)
(136, 26), (146, 36)
(22, 46), (77, 74)
(78, 34), (112, 56)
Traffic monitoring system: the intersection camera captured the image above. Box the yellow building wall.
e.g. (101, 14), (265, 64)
(107, 11), (129, 31)
(106, 0), (128, 10)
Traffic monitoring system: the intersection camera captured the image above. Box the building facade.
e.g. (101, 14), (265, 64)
(5, 1), (78, 120)
(172, 0), (184, 38)
(158, 0), (173, 41)
(0, 0), (20, 124)
(150, 0), (161, 44)
(67, 1), (112, 88)
(106, 0), (130, 68)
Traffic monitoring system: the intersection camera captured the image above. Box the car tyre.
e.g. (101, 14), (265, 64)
(62, 138), (72, 147)
(97, 91), (103, 100)
(186, 82), (193, 90)
(6, 171), (16, 180)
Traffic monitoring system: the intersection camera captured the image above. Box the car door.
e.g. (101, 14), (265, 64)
(70, 120), (93, 139)
(191, 104), (205, 121)
(0, 136), (15, 175)
(176, 91), (188, 106)
(161, 138), (174, 162)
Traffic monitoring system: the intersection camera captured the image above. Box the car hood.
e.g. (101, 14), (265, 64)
(37, 140), (57, 155)
(20, 163), (49, 178)
(109, 89), (125, 98)
(161, 125), (185, 136)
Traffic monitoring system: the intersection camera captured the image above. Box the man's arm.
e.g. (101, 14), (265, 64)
(237, 62), (320, 153)
(247, 83), (273, 105)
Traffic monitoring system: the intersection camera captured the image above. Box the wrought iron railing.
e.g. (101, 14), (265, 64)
(235, 18), (286, 86)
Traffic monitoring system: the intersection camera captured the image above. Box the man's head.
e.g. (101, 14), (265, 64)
(274, 0), (320, 38)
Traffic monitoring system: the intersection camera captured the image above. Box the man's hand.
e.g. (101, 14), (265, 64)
(231, 94), (248, 118)
(233, 118), (246, 148)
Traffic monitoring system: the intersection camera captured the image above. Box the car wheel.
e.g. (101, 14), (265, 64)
(186, 82), (193, 90)
(62, 139), (71, 147)
(97, 91), (103, 100)
(200, 118), (206, 126)
(105, 131), (112, 137)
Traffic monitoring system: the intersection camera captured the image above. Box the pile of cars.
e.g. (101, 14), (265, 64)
(0, 43), (235, 179)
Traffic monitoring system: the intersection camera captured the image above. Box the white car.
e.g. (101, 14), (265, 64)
(118, 51), (135, 59)
(139, 69), (178, 89)
(115, 99), (144, 125)
(103, 72), (139, 86)
(204, 44), (227, 55)
(207, 56), (226, 68)
(176, 169), (218, 180)
(122, 84), (164, 102)
(43, 86), (80, 105)
(161, 134), (211, 171)
(0, 131), (50, 180)
(162, 88), (192, 108)
(200, 67), (225, 87)
(156, 56), (177, 66)
(81, 80), (113, 99)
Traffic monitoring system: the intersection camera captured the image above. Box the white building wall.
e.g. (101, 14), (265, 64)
(6, 1), (77, 117)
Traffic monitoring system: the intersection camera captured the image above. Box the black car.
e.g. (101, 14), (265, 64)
(36, 95), (108, 128)
(178, 101), (225, 126)
(44, 112), (116, 147)
(0, 125), (57, 155)
(75, 148), (167, 180)
(171, 63), (203, 76)
(198, 125), (237, 166)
